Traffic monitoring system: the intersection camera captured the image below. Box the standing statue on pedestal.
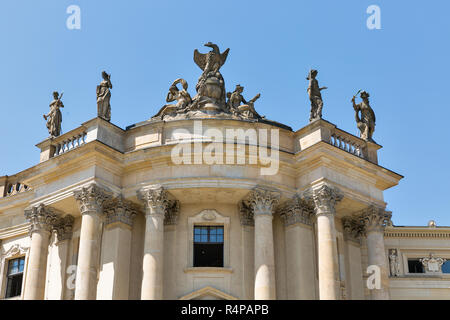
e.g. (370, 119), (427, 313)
(307, 69), (327, 122)
(389, 249), (401, 277)
(97, 71), (112, 121)
(352, 90), (376, 142)
(192, 42), (229, 112)
(43, 91), (64, 137)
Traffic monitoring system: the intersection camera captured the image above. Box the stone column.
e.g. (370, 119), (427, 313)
(279, 195), (316, 299)
(24, 204), (58, 300)
(247, 187), (280, 300)
(50, 215), (75, 300)
(307, 184), (343, 300)
(97, 196), (137, 300)
(239, 201), (255, 299)
(138, 185), (177, 300)
(73, 184), (111, 300)
(359, 206), (391, 300)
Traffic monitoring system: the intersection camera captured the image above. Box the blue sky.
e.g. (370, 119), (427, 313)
(0, 1), (449, 226)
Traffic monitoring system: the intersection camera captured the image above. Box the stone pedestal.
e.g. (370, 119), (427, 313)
(73, 184), (111, 300)
(307, 184), (342, 300)
(247, 187), (280, 300)
(24, 204), (58, 300)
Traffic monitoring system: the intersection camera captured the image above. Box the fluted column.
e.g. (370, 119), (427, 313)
(73, 184), (111, 300)
(360, 206), (391, 300)
(279, 195), (316, 299)
(97, 196), (137, 300)
(307, 184), (343, 300)
(138, 185), (178, 300)
(24, 204), (58, 300)
(247, 187), (280, 300)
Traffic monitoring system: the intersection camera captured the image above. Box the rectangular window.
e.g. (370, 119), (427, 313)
(442, 260), (450, 274)
(408, 259), (424, 274)
(193, 226), (224, 267)
(5, 257), (25, 298)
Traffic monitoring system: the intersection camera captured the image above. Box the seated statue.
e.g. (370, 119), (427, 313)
(227, 84), (262, 119)
(152, 79), (192, 120)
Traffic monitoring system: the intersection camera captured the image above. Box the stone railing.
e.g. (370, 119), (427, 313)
(54, 131), (87, 156)
(330, 128), (364, 158)
(295, 119), (381, 164)
(0, 176), (31, 198)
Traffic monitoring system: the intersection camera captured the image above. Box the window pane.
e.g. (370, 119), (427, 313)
(217, 235), (223, 243)
(201, 235), (208, 242)
(442, 261), (450, 274)
(217, 228), (223, 235)
(408, 259), (424, 273)
(201, 228), (208, 235)
(194, 234), (201, 242)
(210, 235), (217, 242)
(19, 259), (24, 272)
(5, 274), (23, 298)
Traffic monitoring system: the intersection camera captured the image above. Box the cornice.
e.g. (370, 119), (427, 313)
(385, 227), (450, 239)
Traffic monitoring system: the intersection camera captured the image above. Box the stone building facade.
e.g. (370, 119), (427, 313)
(1, 114), (448, 300)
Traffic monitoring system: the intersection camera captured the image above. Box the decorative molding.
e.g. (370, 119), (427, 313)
(54, 215), (75, 241)
(73, 183), (112, 214)
(420, 254), (447, 273)
(304, 184), (343, 216)
(104, 196), (138, 227)
(278, 194), (314, 227)
(0, 243), (29, 259)
(179, 286), (238, 300)
(246, 186), (280, 216)
(24, 204), (59, 235)
(384, 228), (450, 239)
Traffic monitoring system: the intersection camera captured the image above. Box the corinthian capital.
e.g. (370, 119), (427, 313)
(104, 196), (138, 227)
(246, 187), (280, 216)
(24, 204), (59, 235)
(137, 185), (170, 217)
(54, 215), (75, 241)
(278, 195), (314, 226)
(359, 206), (392, 233)
(73, 184), (112, 214)
(164, 200), (180, 225)
(238, 200), (254, 226)
(342, 216), (364, 242)
(305, 184), (343, 216)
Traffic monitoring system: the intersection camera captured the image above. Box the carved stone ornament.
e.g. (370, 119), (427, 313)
(420, 253), (447, 273)
(54, 215), (75, 242)
(278, 194), (314, 227)
(104, 196), (138, 227)
(389, 249), (401, 277)
(238, 200), (254, 226)
(304, 184), (343, 216)
(137, 185), (169, 216)
(246, 187), (280, 216)
(164, 200), (180, 226)
(24, 203), (59, 235)
(1, 244), (29, 258)
(73, 184), (112, 214)
(358, 206), (392, 233)
(342, 216), (364, 243)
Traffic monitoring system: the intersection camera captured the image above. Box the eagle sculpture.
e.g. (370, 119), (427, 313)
(193, 42), (230, 72)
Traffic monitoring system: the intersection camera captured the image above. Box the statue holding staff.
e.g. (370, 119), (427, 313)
(43, 91), (64, 137)
(97, 71), (112, 121)
(307, 69), (327, 122)
(352, 90), (376, 142)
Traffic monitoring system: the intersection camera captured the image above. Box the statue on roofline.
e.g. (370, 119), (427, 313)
(152, 78), (192, 120)
(352, 90), (376, 142)
(227, 84), (262, 120)
(43, 91), (64, 138)
(307, 69), (327, 122)
(97, 71), (112, 121)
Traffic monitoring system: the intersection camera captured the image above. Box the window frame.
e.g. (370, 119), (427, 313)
(0, 243), (29, 300)
(187, 210), (230, 269)
(193, 226), (224, 267)
(5, 257), (25, 298)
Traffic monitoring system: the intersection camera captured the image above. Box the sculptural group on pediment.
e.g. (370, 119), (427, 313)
(151, 42), (264, 122)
